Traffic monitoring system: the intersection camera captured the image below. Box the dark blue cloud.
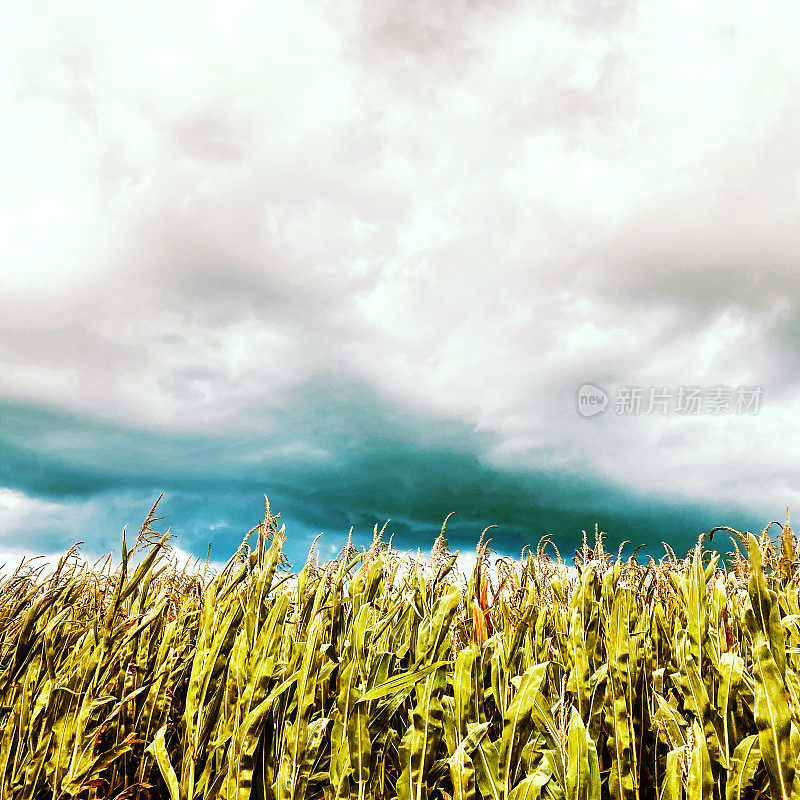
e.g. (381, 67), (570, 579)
(0, 382), (767, 566)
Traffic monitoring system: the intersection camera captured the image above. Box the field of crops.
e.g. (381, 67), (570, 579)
(1, 499), (799, 800)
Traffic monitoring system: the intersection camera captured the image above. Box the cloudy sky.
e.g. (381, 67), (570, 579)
(1, 0), (799, 568)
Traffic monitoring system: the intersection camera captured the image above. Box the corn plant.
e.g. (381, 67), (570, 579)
(1, 499), (799, 800)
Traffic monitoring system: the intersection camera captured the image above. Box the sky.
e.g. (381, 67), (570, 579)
(1, 0), (799, 569)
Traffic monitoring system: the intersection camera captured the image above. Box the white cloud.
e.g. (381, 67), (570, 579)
(0, 489), (105, 572)
(1, 0), (799, 520)
(0, 489), (227, 574)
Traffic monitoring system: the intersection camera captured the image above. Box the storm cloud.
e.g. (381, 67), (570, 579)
(1, 0), (798, 565)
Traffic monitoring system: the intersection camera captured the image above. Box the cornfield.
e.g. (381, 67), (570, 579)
(1, 498), (799, 800)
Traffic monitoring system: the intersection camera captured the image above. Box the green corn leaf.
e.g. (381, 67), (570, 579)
(660, 748), (682, 800)
(146, 726), (180, 800)
(751, 638), (800, 800)
(449, 727), (491, 800)
(473, 736), (502, 800)
(358, 661), (453, 703)
(414, 587), (460, 667)
(652, 692), (688, 751)
(686, 721), (713, 800)
(674, 630), (723, 766)
(450, 747), (478, 800)
(686, 547), (709, 676)
(453, 648), (481, 740)
(748, 533), (787, 675)
(565, 710), (600, 800)
(498, 664), (550, 796)
(398, 665), (448, 800)
(604, 582), (637, 800)
(347, 694), (370, 792)
(568, 605), (592, 723)
(717, 652), (745, 763)
(60, 733), (140, 798)
(726, 734), (762, 800)
(507, 776), (547, 800)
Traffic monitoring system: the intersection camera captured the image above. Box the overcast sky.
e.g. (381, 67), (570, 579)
(1, 0), (799, 568)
